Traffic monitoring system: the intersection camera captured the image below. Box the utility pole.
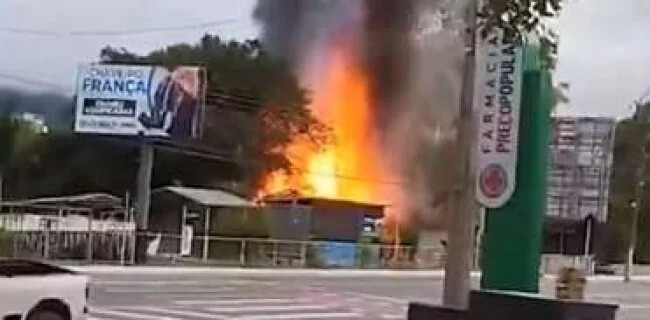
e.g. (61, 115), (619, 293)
(135, 142), (154, 264)
(583, 215), (594, 274)
(624, 121), (647, 282)
(442, 0), (477, 310)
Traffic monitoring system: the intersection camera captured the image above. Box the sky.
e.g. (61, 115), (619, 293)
(0, 0), (259, 92)
(0, 0), (649, 119)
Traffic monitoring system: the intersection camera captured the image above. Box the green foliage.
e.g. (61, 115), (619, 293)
(100, 35), (330, 193)
(0, 36), (329, 200)
(0, 228), (13, 257)
(0, 116), (44, 186)
(480, 0), (563, 74)
(480, 0), (562, 38)
(607, 110), (650, 263)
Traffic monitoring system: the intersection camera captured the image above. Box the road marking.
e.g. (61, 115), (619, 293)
(175, 298), (306, 305)
(590, 293), (650, 298)
(380, 314), (404, 319)
(93, 280), (199, 286)
(102, 287), (232, 294)
(90, 307), (180, 320)
(93, 279), (276, 286)
(206, 304), (338, 313)
(225, 279), (277, 285)
(237, 312), (364, 319)
(620, 304), (650, 310)
(345, 291), (410, 304)
(124, 306), (229, 319)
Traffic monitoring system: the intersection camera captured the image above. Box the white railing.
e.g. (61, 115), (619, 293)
(0, 230), (446, 269)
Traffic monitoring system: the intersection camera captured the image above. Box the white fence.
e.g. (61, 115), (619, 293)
(0, 230), (446, 269)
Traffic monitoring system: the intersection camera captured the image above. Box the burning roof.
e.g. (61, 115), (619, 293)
(254, 0), (466, 226)
(262, 195), (385, 219)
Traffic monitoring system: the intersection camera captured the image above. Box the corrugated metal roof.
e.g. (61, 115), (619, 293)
(1, 193), (123, 210)
(156, 186), (251, 207)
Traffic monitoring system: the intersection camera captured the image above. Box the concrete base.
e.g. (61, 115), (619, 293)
(407, 303), (466, 320)
(408, 290), (618, 320)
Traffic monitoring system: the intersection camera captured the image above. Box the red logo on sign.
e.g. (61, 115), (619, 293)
(479, 164), (507, 198)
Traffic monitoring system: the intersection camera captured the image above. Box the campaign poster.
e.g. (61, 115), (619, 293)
(74, 64), (205, 139)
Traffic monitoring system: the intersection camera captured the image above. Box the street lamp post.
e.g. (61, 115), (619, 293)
(624, 128), (648, 282)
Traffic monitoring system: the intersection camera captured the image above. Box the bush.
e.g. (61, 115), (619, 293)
(0, 229), (14, 257)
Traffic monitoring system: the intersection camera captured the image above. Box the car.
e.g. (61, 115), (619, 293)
(0, 259), (88, 320)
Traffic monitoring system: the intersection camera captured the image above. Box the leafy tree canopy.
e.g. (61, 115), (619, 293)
(100, 35), (331, 193)
(606, 104), (650, 263)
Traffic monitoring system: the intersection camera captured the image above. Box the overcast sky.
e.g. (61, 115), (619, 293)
(0, 0), (648, 119)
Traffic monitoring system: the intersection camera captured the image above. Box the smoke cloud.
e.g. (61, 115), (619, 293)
(254, 0), (469, 229)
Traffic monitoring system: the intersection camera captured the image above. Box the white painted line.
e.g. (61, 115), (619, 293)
(225, 279), (277, 285)
(103, 287), (232, 294)
(93, 280), (219, 286)
(590, 293), (650, 298)
(207, 304), (337, 313)
(68, 265), (453, 278)
(237, 312), (364, 319)
(175, 298), (306, 305)
(380, 314), (404, 319)
(93, 279), (275, 286)
(345, 291), (410, 304)
(620, 304), (650, 310)
(124, 306), (229, 319)
(91, 307), (180, 320)
(69, 265), (650, 282)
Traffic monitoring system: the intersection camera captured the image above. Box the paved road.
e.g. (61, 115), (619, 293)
(83, 269), (650, 320)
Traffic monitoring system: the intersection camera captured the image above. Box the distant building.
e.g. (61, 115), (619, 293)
(10, 112), (48, 134)
(547, 117), (615, 222)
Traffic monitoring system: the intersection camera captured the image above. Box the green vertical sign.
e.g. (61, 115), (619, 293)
(480, 69), (552, 292)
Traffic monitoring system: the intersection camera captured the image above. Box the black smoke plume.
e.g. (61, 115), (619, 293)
(254, 0), (467, 228)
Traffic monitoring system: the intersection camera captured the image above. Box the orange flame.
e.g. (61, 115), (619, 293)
(259, 43), (403, 218)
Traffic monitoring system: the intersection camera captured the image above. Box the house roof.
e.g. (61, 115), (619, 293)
(262, 196), (385, 218)
(1, 193), (123, 212)
(153, 186), (252, 208)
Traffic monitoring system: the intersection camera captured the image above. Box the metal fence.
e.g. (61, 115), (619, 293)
(0, 230), (446, 269)
(0, 229), (133, 264)
(0, 230), (599, 274)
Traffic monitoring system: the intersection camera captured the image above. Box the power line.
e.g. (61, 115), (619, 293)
(0, 71), (409, 188)
(0, 72), (70, 92)
(0, 18), (239, 37)
(293, 167), (407, 186)
(149, 139), (410, 187)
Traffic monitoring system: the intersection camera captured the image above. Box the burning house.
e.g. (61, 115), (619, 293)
(263, 196), (384, 242)
(253, 0), (466, 244)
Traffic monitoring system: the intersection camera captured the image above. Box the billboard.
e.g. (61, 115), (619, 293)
(74, 64), (205, 139)
(474, 32), (523, 208)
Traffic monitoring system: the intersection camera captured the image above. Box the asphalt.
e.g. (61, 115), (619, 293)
(80, 267), (650, 320)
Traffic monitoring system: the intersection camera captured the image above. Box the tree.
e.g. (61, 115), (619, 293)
(480, 0), (562, 39)
(606, 105), (650, 263)
(0, 117), (19, 199)
(482, 0), (565, 91)
(0, 116), (44, 199)
(100, 35), (329, 195)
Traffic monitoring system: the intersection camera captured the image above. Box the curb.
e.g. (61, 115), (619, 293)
(65, 265), (455, 278)
(64, 265), (650, 282)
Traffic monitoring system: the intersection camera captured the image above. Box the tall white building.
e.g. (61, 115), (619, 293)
(547, 117), (615, 222)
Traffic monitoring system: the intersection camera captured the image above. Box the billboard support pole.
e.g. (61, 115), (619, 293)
(135, 142), (154, 264)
